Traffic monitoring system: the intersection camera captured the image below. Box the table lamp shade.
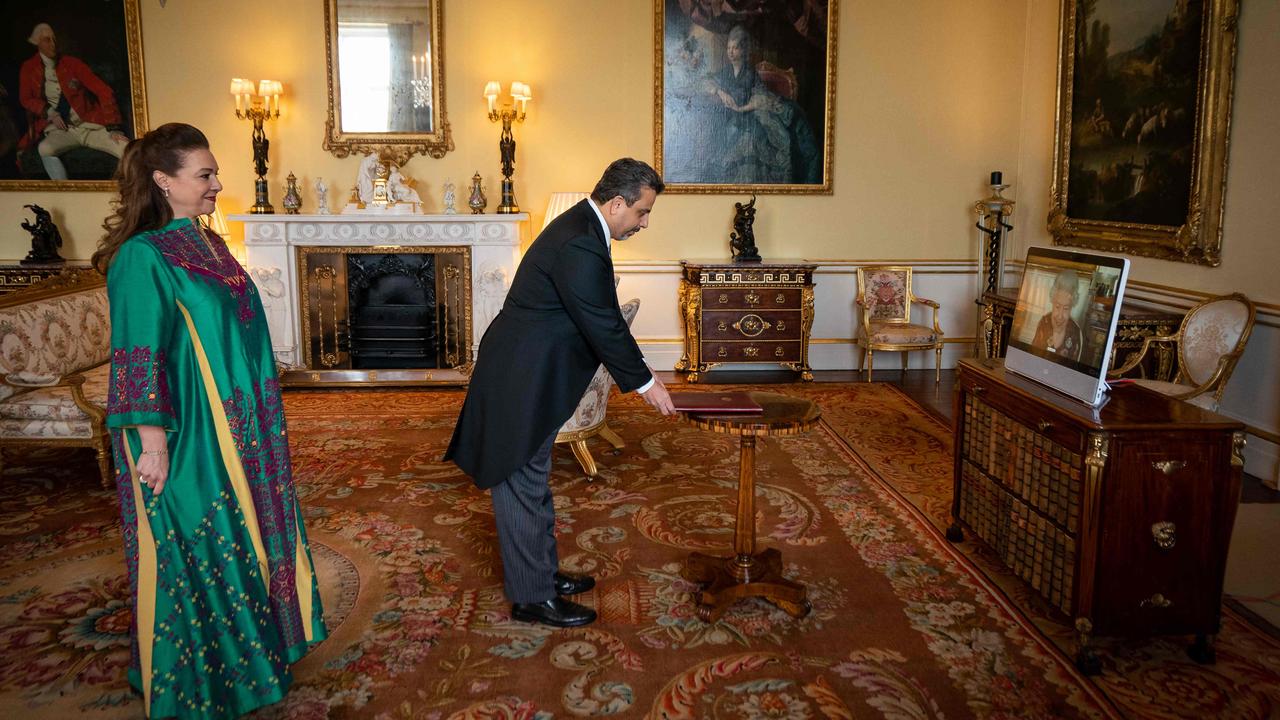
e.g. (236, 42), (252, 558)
(205, 204), (230, 237)
(543, 192), (590, 231)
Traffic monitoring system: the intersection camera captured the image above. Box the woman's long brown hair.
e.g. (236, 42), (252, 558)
(91, 123), (210, 275)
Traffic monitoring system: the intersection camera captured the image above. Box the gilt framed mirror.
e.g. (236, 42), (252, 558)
(323, 0), (453, 164)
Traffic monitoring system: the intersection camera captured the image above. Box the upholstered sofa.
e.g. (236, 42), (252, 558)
(0, 270), (112, 487)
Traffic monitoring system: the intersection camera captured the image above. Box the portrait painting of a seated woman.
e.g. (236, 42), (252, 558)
(660, 0), (832, 190)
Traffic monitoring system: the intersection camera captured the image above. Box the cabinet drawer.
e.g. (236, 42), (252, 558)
(702, 310), (801, 341)
(702, 287), (801, 310)
(1092, 436), (1232, 634)
(960, 393), (1083, 531)
(958, 462), (1077, 615)
(701, 340), (801, 363)
(961, 383), (1084, 454)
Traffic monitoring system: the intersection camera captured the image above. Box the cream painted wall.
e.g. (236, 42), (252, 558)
(0, 0), (1028, 267)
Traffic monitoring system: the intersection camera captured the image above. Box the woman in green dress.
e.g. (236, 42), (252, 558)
(91, 123), (326, 719)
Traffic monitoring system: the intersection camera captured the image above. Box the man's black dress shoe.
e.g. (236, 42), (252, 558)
(554, 571), (595, 596)
(511, 597), (597, 627)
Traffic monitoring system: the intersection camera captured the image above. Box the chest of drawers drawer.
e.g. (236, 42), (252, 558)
(701, 310), (801, 341)
(700, 340), (802, 363)
(702, 287), (802, 310)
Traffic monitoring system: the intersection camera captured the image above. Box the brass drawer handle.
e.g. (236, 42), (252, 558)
(1152, 460), (1186, 475)
(1151, 521), (1176, 550)
(776, 320), (786, 331)
(774, 346), (785, 357)
(718, 293), (729, 304)
(717, 346), (728, 358)
(1139, 593), (1172, 609)
(1037, 420), (1053, 432)
(775, 293), (786, 304)
(732, 314), (770, 337)
(717, 321), (728, 331)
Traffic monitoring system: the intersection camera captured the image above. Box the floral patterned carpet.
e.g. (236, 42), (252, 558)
(0, 383), (1276, 719)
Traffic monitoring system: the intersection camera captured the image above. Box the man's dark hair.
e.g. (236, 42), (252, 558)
(591, 158), (664, 205)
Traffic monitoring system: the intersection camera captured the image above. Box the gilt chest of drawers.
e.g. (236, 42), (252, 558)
(676, 260), (816, 382)
(948, 358), (1245, 673)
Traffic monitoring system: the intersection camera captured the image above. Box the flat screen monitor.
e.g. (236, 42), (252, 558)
(1005, 247), (1131, 406)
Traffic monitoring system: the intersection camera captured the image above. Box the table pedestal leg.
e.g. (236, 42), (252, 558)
(681, 435), (810, 622)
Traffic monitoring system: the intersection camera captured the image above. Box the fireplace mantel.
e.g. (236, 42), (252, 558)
(230, 213), (527, 384)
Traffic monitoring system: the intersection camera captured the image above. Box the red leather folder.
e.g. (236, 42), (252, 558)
(669, 391), (763, 414)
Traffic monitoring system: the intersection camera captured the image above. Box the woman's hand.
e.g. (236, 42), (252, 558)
(135, 425), (170, 495)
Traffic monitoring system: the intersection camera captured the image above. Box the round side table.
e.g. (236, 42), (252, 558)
(677, 391), (820, 622)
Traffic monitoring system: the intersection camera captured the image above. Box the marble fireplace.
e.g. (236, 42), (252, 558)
(230, 213), (527, 385)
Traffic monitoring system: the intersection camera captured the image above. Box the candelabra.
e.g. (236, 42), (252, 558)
(483, 81), (531, 214)
(411, 52), (432, 109)
(230, 78), (283, 214)
(974, 171), (1015, 358)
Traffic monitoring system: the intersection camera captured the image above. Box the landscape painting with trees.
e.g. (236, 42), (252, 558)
(1065, 0), (1202, 227)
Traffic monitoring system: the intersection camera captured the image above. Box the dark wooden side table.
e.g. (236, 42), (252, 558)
(676, 260), (816, 382)
(0, 263), (88, 295)
(679, 391), (821, 622)
(980, 288), (1183, 380)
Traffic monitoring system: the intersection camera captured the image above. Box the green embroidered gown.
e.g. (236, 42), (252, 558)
(106, 217), (326, 719)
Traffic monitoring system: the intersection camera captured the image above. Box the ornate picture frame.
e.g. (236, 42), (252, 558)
(1048, 0), (1239, 266)
(0, 0), (147, 191)
(654, 0), (837, 194)
(322, 0), (453, 165)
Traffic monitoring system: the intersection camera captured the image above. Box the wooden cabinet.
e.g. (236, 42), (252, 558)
(0, 264), (87, 295)
(676, 261), (815, 382)
(948, 358), (1244, 673)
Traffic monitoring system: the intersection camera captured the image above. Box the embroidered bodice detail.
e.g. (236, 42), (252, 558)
(148, 221), (256, 324)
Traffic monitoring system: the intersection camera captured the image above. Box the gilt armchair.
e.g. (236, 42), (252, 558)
(1108, 293), (1255, 412)
(855, 266), (944, 382)
(556, 297), (642, 480)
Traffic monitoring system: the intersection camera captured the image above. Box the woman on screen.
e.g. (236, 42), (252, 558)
(1031, 269), (1084, 361)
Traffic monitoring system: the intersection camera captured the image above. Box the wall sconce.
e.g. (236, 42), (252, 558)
(410, 52), (432, 109)
(230, 78), (283, 214)
(483, 80), (531, 214)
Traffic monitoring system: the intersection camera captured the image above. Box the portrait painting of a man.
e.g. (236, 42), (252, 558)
(1, 1), (145, 187)
(657, 0), (836, 193)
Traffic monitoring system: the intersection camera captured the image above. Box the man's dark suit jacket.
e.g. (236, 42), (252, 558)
(444, 200), (652, 488)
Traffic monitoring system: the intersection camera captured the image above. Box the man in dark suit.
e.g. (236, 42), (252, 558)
(445, 158), (676, 627)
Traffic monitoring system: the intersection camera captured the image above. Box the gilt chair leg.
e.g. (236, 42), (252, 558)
(569, 440), (598, 481)
(597, 424), (625, 454)
(936, 346), (943, 384)
(865, 349), (873, 382)
(96, 437), (114, 490)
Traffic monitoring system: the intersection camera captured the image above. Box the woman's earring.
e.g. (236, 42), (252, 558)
(162, 186), (170, 198)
